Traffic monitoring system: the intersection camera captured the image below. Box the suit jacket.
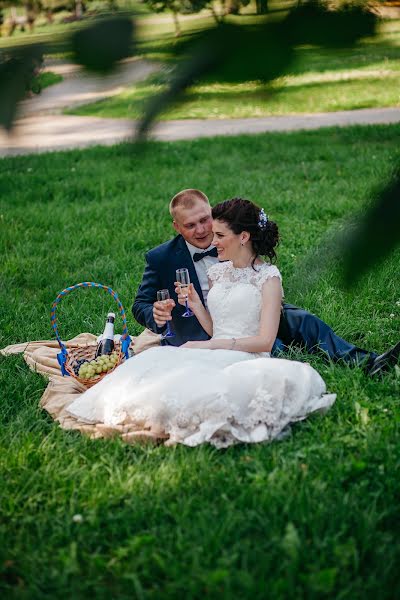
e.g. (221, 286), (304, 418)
(133, 235), (210, 347)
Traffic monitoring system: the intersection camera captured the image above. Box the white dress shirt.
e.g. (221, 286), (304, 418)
(185, 241), (219, 306)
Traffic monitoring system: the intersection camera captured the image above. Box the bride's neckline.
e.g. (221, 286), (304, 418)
(227, 260), (266, 270)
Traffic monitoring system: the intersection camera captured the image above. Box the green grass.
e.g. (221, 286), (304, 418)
(69, 19), (400, 120)
(36, 70), (63, 90)
(1, 125), (400, 598)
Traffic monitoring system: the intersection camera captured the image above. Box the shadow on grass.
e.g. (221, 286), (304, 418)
(289, 40), (400, 76)
(71, 72), (400, 120)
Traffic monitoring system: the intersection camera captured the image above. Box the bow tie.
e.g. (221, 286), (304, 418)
(193, 247), (218, 262)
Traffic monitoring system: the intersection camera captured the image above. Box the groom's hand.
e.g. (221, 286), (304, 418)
(153, 299), (175, 327)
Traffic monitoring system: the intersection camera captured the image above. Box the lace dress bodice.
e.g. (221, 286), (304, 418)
(207, 261), (283, 340)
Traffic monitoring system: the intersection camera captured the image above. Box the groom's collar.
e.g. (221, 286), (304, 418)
(185, 240), (215, 258)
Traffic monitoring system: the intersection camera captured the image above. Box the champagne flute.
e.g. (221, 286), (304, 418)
(176, 268), (194, 317)
(157, 289), (175, 338)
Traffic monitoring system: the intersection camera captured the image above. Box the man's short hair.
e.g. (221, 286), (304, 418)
(169, 189), (209, 219)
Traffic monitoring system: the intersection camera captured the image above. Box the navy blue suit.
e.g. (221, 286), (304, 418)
(133, 235), (210, 347)
(133, 235), (376, 365)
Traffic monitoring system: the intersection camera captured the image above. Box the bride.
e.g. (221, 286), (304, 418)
(68, 198), (336, 447)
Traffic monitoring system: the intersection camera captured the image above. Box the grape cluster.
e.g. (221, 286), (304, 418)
(74, 352), (119, 380)
(73, 359), (88, 376)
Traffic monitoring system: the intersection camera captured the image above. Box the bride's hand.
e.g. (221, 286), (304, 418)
(174, 282), (201, 311)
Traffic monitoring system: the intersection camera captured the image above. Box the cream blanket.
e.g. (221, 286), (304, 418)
(1, 330), (165, 443)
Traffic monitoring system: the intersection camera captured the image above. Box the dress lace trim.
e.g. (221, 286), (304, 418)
(207, 261), (282, 292)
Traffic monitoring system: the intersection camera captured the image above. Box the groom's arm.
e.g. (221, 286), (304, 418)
(133, 251), (166, 335)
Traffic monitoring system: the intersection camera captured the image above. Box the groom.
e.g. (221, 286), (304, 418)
(133, 189), (399, 376)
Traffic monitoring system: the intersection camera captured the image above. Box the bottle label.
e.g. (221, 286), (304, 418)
(103, 322), (114, 340)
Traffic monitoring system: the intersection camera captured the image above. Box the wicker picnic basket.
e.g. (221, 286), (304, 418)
(51, 282), (131, 388)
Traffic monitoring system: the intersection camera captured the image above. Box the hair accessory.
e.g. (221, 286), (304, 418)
(258, 208), (269, 230)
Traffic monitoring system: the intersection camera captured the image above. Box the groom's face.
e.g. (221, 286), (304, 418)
(173, 201), (214, 249)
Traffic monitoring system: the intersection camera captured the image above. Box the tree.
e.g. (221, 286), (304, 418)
(255, 0), (268, 14)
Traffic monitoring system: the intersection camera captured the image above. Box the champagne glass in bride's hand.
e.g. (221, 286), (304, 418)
(156, 289), (175, 338)
(176, 268), (194, 317)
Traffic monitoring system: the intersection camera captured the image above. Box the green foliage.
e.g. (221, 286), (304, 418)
(0, 44), (43, 130)
(342, 168), (400, 286)
(71, 14), (135, 72)
(0, 125), (399, 598)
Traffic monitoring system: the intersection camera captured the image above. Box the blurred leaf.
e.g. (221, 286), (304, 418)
(342, 168), (400, 287)
(171, 22), (294, 84)
(0, 14), (136, 130)
(71, 15), (135, 73)
(286, 170), (400, 295)
(137, 25), (225, 138)
(0, 45), (44, 132)
(138, 21), (294, 138)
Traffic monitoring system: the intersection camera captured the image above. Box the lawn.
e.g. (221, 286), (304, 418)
(36, 70), (63, 91)
(68, 18), (400, 120)
(1, 125), (400, 598)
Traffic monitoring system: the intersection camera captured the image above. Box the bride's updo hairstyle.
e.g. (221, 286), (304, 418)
(212, 198), (279, 266)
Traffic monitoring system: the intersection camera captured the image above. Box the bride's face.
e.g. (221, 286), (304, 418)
(212, 219), (243, 261)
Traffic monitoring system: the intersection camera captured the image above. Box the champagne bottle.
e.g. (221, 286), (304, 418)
(95, 312), (115, 358)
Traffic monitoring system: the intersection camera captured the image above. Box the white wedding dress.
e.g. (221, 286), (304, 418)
(68, 262), (336, 448)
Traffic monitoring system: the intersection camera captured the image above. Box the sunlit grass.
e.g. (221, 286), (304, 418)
(69, 18), (400, 120)
(68, 69), (400, 120)
(1, 124), (399, 598)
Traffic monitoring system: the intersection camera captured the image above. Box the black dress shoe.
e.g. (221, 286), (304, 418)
(368, 341), (400, 377)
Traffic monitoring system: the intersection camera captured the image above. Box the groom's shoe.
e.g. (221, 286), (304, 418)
(368, 341), (400, 377)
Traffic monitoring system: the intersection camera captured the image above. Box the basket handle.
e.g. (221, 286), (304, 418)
(51, 282), (131, 373)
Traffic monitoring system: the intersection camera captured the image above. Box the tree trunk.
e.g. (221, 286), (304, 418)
(172, 11), (181, 37)
(225, 0), (241, 15)
(209, 3), (222, 24)
(75, 0), (83, 19)
(256, 0), (268, 14)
